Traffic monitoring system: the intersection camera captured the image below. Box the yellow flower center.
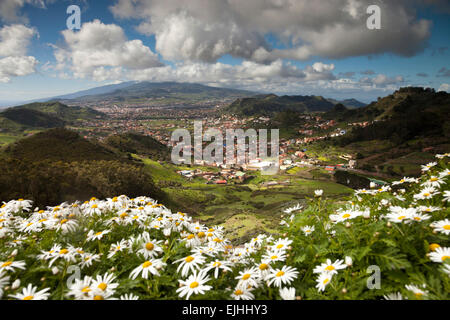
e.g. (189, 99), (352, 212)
(323, 278), (329, 285)
(423, 193), (430, 197)
(342, 214), (351, 218)
(443, 225), (450, 230)
(190, 281), (199, 289)
(213, 261), (221, 267)
(95, 232), (103, 236)
(187, 234), (195, 240)
(325, 265), (335, 271)
(97, 283), (107, 291)
(59, 249), (68, 255)
(91, 204), (98, 209)
(81, 286), (91, 293)
(60, 219), (68, 224)
(398, 216), (406, 220)
(145, 242), (154, 251)
(442, 256), (450, 261)
(23, 296), (33, 300)
(271, 255), (278, 260)
(198, 232), (205, 238)
(185, 256), (194, 263)
(38, 210), (45, 214)
(429, 243), (440, 251)
(259, 263), (268, 270)
(143, 261), (152, 268)
(93, 295), (104, 300)
(242, 274), (251, 280)
(276, 244), (284, 249)
(1, 261), (12, 268)
(276, 271), (285, 277)
(234, 290), (243, 295)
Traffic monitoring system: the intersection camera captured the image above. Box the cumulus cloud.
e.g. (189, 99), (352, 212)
(52, 20), (163, 81)
(110, 0), (433, 63)
(0, 24), (38, 82)
(438, 83), (450, 92)
(0, 56), (37, 82)
(359, 74), (404, 87)
(0, 24), (37, 57)
(0, 0), (51, 23)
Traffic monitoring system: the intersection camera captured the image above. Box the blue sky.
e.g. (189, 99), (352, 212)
(0, 0), (449, 104)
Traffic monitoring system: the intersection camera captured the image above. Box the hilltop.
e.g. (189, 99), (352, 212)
(0, 128), (169, 208)
(222, 94), (335, 116)
(0, 101), (104, 134)
(105, 132), (171, 161)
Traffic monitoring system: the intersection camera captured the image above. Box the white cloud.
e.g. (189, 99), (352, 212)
(0, 55), (37, 82)
(52, 20), (163, 80)
(110, 0), (432, 62)
(0, 0), (49, 23)
(0, 24), (37, 57)
(359, 74), (404, 86)
(438, 83), (450, 92)
(0, 24), (38, 82)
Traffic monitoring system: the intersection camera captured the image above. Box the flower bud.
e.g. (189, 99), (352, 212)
(52, 267), (59, 275)
(341, 288), (347, 294)
(345, 256), (353, 267)
(11, 249), (18, 257)
(12, 279), (20, 290)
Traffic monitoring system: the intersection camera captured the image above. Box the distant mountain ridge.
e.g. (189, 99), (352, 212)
(41, 81), (258, 104)
(326, 98), (367, 109)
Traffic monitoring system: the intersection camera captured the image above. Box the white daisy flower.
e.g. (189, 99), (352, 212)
(0, 260), (26, 273)
(235, 267), (260, 290)
(203, 259), (232, 279)
(315, 273), (333, 292)
(266, 266), (299, 288)
(430, 219), (450, 235)
(405, 284), (428, 299)
(302, 225), (315, 236)
(176, 270), (212, 300)
(67, 276), (94, 300)
(9, 284), (50, 300)
(86, 229), (111, 241)
(119, 293), (139, 300)
(279, 287), (296, 300)
(175, 254), (206, 277)
(429, 247), (450, 263)
(383, 292), (405, 300)
(91, 273), (119, 297)
(231, 287), (254, 300)
(313, 259), (347, 275)
(129, 259), (166, 279)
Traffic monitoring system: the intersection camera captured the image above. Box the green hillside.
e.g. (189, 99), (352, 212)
(223, 94), (335, 116)
(2, 128), (120, 162)
(17, 101), (105, 121)
(0, 128), (169, 208)
(105, 132), (171, 161)
(0, 108), (65, 131)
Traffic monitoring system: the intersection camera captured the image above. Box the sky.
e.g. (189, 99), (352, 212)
(0, 0), (449, 104)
